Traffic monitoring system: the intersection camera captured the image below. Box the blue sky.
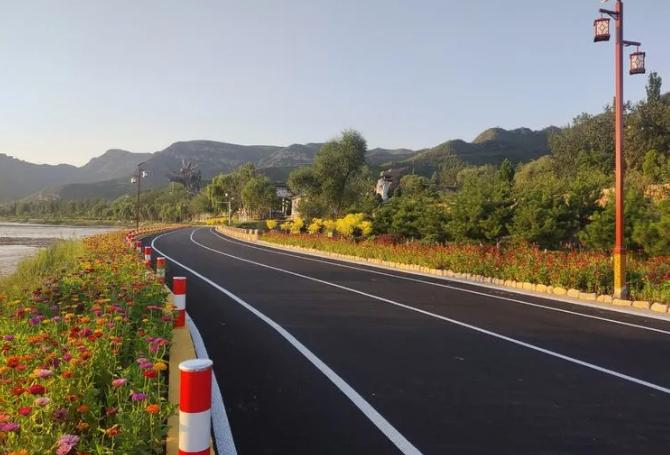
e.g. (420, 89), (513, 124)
(0, 0), (668, 165)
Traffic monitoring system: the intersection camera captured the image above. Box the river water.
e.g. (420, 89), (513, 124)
(0, 222), (117, 277)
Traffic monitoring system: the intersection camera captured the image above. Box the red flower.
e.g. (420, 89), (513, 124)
(18, 407), (32, 416)
(28, 384), (46, 395)
(143, 370), (157, 379)
(6, 356), (20, 368)
(11, 386), (25, 396)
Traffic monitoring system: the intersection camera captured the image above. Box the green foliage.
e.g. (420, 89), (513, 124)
(288, 130), (368, 218)
(633, 200), (670, 256)
(549, 110), (615, 176)
(374, 195), (449, 243)
(241, 175), (276, 218)
(446, 166), (513, 243)
(578, 189), (652, 252)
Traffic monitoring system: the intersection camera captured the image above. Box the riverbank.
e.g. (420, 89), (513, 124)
(0, 222), (117, 276)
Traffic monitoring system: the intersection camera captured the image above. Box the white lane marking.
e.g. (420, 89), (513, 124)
(209, 229), (670, 336)
(191, 228), (670, 396)
(153, 230), (422, 455)
(186, 314), (238, 455)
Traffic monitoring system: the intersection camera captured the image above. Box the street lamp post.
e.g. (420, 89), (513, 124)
(224, 193), (233, 225)
(593, 0), (645, 299)
(131, 162), (148, 231)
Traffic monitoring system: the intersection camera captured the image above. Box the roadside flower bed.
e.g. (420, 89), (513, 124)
(261, 232), (670, 304)
(0, 232), (175, 454)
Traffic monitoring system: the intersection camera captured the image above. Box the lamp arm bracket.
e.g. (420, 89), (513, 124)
(623, 40), (641, 47)
(598, 9), (619, 19)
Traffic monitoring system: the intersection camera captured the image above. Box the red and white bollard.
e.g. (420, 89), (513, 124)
(179, 359), (213, 455)
(135, 240), (142, 254)
(156, 257), (166, 283)
(144, 246), (152, 267)
(173, 277), (186, 328)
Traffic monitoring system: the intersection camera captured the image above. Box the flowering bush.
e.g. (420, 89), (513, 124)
(205, 216), (228, 225)
(307, 218), (323, 235)
(261, 232), (670, 303)
(265, 219), (278, 230)
(289, 217), (304, 234)
(279, 213), (372, 239)
(0, 231), (175, 453)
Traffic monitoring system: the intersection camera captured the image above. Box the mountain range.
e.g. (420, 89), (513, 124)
(0, 126), (554, 202)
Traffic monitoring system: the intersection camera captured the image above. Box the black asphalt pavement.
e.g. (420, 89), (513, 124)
(146, 227), (670, 454)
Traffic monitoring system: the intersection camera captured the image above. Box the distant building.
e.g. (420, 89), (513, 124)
(290, 196), (302, 219)
(375, 168), (406, 201)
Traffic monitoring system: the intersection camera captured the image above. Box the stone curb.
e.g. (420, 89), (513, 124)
(230, 232), (668, 317)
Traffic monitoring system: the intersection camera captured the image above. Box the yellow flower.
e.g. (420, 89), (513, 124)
(153, 361), (168, 372)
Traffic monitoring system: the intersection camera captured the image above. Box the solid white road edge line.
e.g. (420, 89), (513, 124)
(192, 228), (670, 396)
(153, 231), (423, 455)
(186, 314), (238, 455)
(210, 229), (670, 335)
(152, 237), (238, 455)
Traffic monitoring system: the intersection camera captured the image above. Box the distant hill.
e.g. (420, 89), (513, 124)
(77, 149), (153, 183)
(3, 127), (558, 202)
(0, 154), (78, 202)
(387, 127), (556, 176)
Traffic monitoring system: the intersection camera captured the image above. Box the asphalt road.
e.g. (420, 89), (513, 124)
(147, 227), (670, 454)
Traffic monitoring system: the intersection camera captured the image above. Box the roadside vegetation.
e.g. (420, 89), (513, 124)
(0, 232), (174, 454)
(2, 74), (669, 300)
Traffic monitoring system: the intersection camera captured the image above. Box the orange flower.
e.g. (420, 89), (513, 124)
(145, 404), (160, 414)
(76, 421), (90, 431)
(104, 424), (121, 437)
(76, 404), (89, 413)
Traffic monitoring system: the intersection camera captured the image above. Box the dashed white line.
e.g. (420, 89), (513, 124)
(190, 228), (670, 396)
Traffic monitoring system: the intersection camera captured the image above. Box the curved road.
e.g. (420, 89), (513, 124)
(146, 227), (670, 454)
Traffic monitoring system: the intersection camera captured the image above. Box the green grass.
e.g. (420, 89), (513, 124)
(0, 239), (84, 297)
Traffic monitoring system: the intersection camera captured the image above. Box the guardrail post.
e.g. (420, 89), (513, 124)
(156, 257), (166, 283)
(179, 359), (213, 455)
(173, 277), (186, 328)
(144, 246), (152, 267)
(135, 240), (142, 254)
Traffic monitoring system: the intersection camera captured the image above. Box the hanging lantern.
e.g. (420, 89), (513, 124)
(629, 51), (646, 75)
(593, 17), (610, 42)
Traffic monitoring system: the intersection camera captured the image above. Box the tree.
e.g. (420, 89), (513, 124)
(509, 177), (571, 249)
(578, 189), (652, 252)
(549, 110), (616, 176)
(446, 165), (514, 243)
(241, 176), (276, 218)
(288, 130), (367, 217)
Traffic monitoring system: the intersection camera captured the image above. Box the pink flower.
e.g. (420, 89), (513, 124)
(56, 434), (80, 455)
(33, 368), (53, 378)
(112, 378), (127, 387)
(0, 422), (20, 432)
(34, 397), (51, 407)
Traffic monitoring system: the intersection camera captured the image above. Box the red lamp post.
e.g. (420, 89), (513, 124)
(594, 0), (646, 299)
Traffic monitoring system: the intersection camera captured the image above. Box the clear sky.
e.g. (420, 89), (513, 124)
(0, 0), (668, 166)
